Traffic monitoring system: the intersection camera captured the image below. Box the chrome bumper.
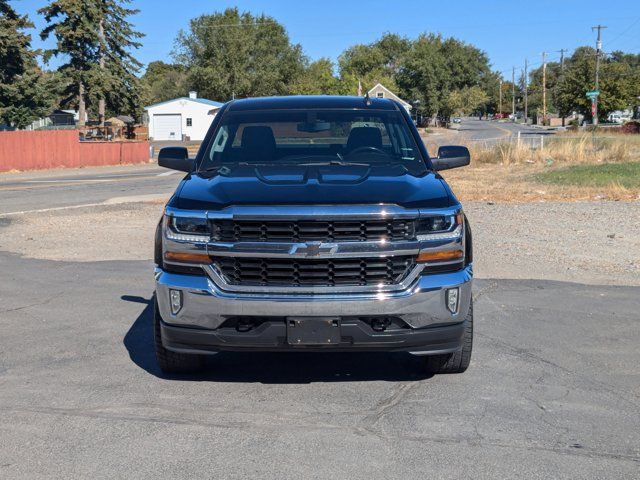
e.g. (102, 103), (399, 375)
(155, 265), (473, 331)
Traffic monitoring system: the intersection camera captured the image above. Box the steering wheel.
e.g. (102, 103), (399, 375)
(347, 146), (387, 156)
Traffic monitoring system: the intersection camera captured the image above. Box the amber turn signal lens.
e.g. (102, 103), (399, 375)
(456, 213), (464, 225)
(416, 249), (464, 263)
(164, 251), (211, 264)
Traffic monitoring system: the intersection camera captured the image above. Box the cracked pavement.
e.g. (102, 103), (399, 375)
(0, 252), (638, 479)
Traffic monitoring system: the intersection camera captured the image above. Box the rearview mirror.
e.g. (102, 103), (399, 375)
(158, 147), (193, 172)
(297, 121), (331, 133)
(432, 145), (470, 171)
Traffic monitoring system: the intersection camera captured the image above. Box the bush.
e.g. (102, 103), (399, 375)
(621, 120), (640, 134)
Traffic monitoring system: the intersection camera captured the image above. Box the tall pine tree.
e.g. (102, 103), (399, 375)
(39, 0), (101, 126)
(95, 0), (144, 122)
(39, 0), (143, 124)
(0, 0), (54, 128)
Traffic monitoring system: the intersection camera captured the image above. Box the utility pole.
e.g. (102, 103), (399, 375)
(592, 25), (607, 125)
(98, 17), (106, 127)
(524, 58), (528, 124)
(558, 49), (567, 71)
(511, 67), (515, 121)
(542, 52), (548, 125)
(499, 80), (503, 114)
(558, 49), (567, 126)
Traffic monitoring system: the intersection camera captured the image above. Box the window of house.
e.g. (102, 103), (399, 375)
(377, 92), (384, 98)
(186, 118), (193, 127)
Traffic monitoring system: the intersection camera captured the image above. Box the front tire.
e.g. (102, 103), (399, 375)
(153, 296), (205, 374)
(424, 300), (473, 374)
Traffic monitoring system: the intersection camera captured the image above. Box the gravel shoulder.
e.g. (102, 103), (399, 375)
(0, 200), (638, 286)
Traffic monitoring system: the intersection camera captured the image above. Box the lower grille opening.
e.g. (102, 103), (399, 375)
(219, 316), (410, 332)
(212, 255), (415, 287)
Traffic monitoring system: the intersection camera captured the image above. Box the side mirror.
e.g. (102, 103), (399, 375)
(158, 147), (193, 172)
(432, 145), (470, 171)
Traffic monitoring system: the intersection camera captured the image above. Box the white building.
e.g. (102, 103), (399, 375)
(145, 92), (223, 141)
(367, 83), (412, 114)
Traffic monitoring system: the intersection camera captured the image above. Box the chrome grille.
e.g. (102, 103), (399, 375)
(211, 219), (416, 243)
(212, 255), (415, 287)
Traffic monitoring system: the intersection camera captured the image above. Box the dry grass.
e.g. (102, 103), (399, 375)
(429, 133), (640, 202)
(441, 162), (639, 202)
(462, 134), (639, 166)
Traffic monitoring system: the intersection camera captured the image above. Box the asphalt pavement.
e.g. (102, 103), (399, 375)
(0, 164), (181, 215)
(455, 117), (556, 145)
(0, 251), (638, 479)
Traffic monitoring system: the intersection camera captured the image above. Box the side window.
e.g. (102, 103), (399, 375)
(186, 118), (193, 127)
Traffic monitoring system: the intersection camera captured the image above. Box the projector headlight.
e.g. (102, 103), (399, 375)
(415, 213), (463, 241)
(165, 215), (210, 243)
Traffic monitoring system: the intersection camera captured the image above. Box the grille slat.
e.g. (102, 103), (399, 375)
(212, 256), (415, 287)
(213, 219), (415, 242)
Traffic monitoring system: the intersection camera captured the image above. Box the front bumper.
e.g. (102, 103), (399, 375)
(155, 265), (472, 355)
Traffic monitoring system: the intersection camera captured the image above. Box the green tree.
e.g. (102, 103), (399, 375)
(396, 34), (492, 120)
(337, 33), (410, 93)
(290, 58), (342, 95)
(40, 0), (101, 126)
(94, 0), (144, 121)
(174, 8), (305, 100)
(554, 47), (639, 122)
(447, 86), (489, 116)
(141, 61), (188, 105)
(0, 0), (55, 128)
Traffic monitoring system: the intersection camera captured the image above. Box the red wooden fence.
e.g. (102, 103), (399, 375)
(0, 130), (150, 172)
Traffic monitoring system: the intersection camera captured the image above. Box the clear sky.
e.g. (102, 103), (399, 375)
(16, 0), (640, 79)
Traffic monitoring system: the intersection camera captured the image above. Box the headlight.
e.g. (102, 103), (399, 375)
(165, 215), (210, 243)
(415, 213), (463, 241)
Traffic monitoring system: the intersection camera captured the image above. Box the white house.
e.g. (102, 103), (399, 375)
(145, 92), (223, 141)
(367, 83), (412, 114)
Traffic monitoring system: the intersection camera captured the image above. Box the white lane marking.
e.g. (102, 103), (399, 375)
(23, 179), (114, 184)
(157, 170), (178, 177)
(0, 194), (169, 217)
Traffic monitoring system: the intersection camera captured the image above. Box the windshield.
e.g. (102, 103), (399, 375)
(200, 109), (427, 174)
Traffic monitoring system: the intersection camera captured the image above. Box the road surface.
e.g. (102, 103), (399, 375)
(0, 251), (637, 479)
(0, 164), (180, 215)
(455, 117), (556, 145)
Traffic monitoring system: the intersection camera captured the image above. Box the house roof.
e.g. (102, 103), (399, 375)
(145, 97), (224, 110)
(367, 84), (412, 108)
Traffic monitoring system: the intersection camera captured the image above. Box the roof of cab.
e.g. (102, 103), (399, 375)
(226, 95), (400, 111)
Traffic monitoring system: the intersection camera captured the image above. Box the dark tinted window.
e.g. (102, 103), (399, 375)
(201, 109), (426, 174)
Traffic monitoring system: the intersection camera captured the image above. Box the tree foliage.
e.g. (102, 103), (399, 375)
(528, 47), (640, 121)
(0, 0), (55, 128)
(396, 34), (492, 118)
(141, 61), (188, 104)
(39, 0), (144, 120)
(174, 8), (305, 100)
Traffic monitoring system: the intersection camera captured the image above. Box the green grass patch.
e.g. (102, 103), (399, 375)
(533, 162), (640, 189)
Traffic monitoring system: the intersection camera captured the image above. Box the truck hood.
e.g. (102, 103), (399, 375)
(174, 164), (453, 210)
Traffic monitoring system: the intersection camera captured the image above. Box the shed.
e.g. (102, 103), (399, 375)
(144, 92), (223, 141)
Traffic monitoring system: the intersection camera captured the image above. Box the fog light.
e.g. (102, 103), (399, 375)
(446, 288), (459, 314)
(169, 289), (182, 315)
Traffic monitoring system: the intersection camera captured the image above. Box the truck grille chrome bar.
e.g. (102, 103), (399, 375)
(211, 255), (415, 287)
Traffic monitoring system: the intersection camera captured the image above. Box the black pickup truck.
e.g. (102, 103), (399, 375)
(154, 95), (473, 375)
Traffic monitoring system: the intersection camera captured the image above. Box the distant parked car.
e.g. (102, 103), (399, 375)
(452, 117), (461, 124)
(492, 113), (508, 120)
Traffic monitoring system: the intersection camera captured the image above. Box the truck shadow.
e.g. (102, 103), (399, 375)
(122, 295), (431, 384)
